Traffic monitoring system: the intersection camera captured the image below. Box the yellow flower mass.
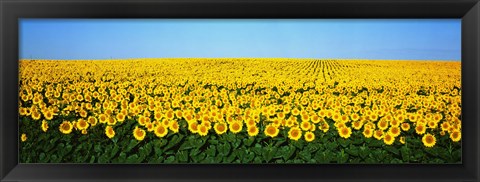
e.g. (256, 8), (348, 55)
(18, 59), (461, 147)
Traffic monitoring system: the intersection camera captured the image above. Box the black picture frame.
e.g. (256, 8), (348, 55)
(1, 0), (479, 181)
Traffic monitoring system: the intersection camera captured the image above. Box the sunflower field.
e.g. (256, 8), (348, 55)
(19, 58), (462, 163)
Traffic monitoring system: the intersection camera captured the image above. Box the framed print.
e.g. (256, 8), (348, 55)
(1, 0), (479, 182)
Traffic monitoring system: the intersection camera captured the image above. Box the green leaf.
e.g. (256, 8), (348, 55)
(176, 151), (188, 162)
(39, 153), (46, 162)
(126, 154), (139, 163)
(352, 137), (364, 145)
(117, 152), (127, 163)
(291, 140), (305, 149)
(205, 146), (216, 157)
(251, 144), (263, 156)
(306, 143), (320, 153)
(326, 142), (338, 150)
(192, 153), (206, 163)
(262, 146), (277, 162)
(125, 140), (139, 153)
(385, 146), (400, 156)
(424, 147), (439, 157)
(98, 155), (109, 163)
(274, 138), (286, 147)
(337, 152), (349, 163)
(369, 140), (383, 147)
(346, 147), (359, 156)
(338, 138), (350, 148)
(50, 155), (59, 163)
(400, 146), (410, 162)
(179, 140), (194, 151)
(242, 151), (255, 163)
(190, 148), (201, 157)
(218, 143), (231, 157)
(89, 156), (96, 163)
(223, 153), (236, 163)
(64, 145), (73, 156)
(276, 146), (295, 161)
(164, 135), (184, 151)
(94, 144), (102, 154)
(110, 145), (119, 159)
(164, 156), (175, 163)
(232, 138), (242, 149)
(359, 146), (369, 159)
(298, 150), (312, 161)
(243, 137), (255, 147)
(234, 150), (246, 160)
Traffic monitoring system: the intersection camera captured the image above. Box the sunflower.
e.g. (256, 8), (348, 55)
(304, 131), (315, 142)
(169, 120), (180, 133)
(352, 121), (363, 130)
(311, 114), (320, 123)
(338, 126), (352, 139)
(214, 122), (227, 135)
(146, 122), (155, 132)
(133, 126), (146, 141)
(340, 115), (349, 123)
(390, 119), (400, 127)
(116, 113), (126, 122)
(383, 133), (395, 145)
(21, 133), (27, 142)
(427, 120), (437, 129)
(198, 125), (208, 136)
(41, 120), (49, 132)
(408, 114), (417, 122)
(19, 107), (27, 116)
(440, 122), (450, 131)
(79, 109), (88, 118)
(399, 136), (406, 144)
(388, 126), (401, 137)
(300, 121), (311, 131)
(98, 114), (108, 123)
(415, 124), (426, 135)
(350, 113), (360, 121)
(288, 127), (302, 141)
(188, 122), (199, 133)
(154, 112), (163, 121)
(374, 129), (384, 140)
(105, 126), (115, 139)
(291, 108), (300, 116)
(319, 122), (330, 133)
(401, 123), (410, 131)
(59, 121), (73, 134)
(247, 126), (259, 137)
(363, 128), (373, 138)
(301, 114), (310, 122)
(450, 130), (461, 142)
(264, 124), (279, 138)
(154, 124), (168, 138)
(76, 119), (89, 130)
(377, 120), (388, 131)
(165, 110), (175, 120)
(440, 130), (446, 136)
(31, 111), (41, 120)
(422, 133), (436, 147)
(81, 129), (88, 135)
(87, 116), (98, 126)
(229, 121), (243, 134)
(44, 110), (54, 120)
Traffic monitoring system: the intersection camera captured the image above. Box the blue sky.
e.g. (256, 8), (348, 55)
(19, 19), (461, 60)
